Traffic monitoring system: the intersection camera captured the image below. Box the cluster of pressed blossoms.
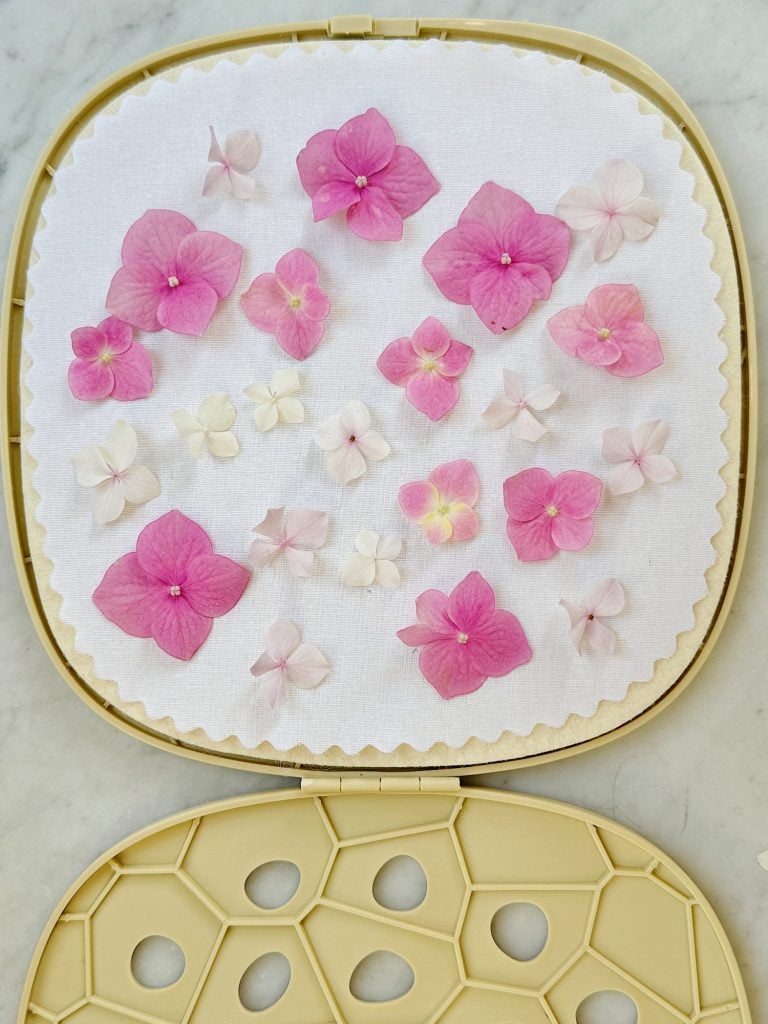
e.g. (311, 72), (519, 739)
(71, 109), (675, 702)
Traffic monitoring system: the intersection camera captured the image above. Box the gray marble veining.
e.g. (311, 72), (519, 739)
(1, 0), (766, 1018)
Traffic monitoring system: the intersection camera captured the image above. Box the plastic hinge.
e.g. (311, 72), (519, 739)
(301, 777), (460, 794)
(327, 16), (419, 38)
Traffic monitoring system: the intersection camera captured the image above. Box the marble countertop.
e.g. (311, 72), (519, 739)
(0, 0), (765, 1019)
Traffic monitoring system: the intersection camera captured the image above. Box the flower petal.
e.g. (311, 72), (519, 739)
(286, 642), (330, 689)
(502, 370), (524, 402)
(92, 479), (127, 525)
(346, 185), (403, 241)
(334, 108), (395, 177)
(73, 444), (111, 486)
(642, 453), (677, 484)
(71, 325), (108, 360)
(198, 394), (236, 432)
(93, 552), (163, 636)
(105, 264), (165, 333)
(298, 284), (331, 323)
(206, 431), (239, 458)
(503, 468), (553, 522)
(371, 144), (440, 217)
(446, 505), (478, 543)
(285, 509), (329, 550)
(341, 551), (376, 587)
(399, 481), (439, 521)
(415, 589), (453, 632)
(109, 340), (154, 401)
(135, 509), (213, 584)
(429, 459), (479, 506)
(546, 304), (595, 359)
(250, 653), (279, 677)
(586, 284), (645, 328)
(241, 273), (287, 332)
(607, 461), (645, 495)
(482, 398), (517, 430)
(615, 196), (659, 239)
(275, 248), (319, 292)
(374, 559), (401, 588)
(418, 638), (487, 699)
(275, 312), (325, 360)
(270, 368), (300, 397)
(202, 164), (231, 198)
(551, 471), (602, 519)
(592, 159), (644, 210)
(590, 216), (624, 262)
(182, 552), (249, 617)
(507, 515), (557, 562)
(469, 263), (549, 334)
(314, 414), (346, 451)
(551, 514), (594, 551)
(249, 538), (281, 568)
(327, 443), (367, 484)
(376, 535), (402, 560)
(171, 409), (203, 437)
(632, 419), (669, 457)
(222, 128), (261, 172)
(437, 340), (473, 377)
(513, 213), (570, 282)
(447, 571), (496, 633)
(121, 210), (196, 273)
(583, 617), (617, 654)
(100, 317), (134, 354)
(556, 185), (607, 231)
(513, 408), (547, 442)
(157, 280), (219, 337)
(68, 359), (114, 401)
(151, 597), (212, 661)
(397, 624), (442, 647)
(253, 403), (279, 432)
(589, 579), (626, 617)
(175, 230), (243, 298)
(119, 465), (160, 506)
(377, 338), (422, 386)
(252, 507), (285, 543)
(207, 126), (225, 163)
(602, 427), (635, 464)
(421, 512), (453, 545)
(406, 371), (460, 421)
(460, 181), (531, 240)
(605, 322), (664, 378)
(266, 619), (300, 661)
(469, 610), (532, 677)
(296, 128), (354, 196)
(341, 400), (370, 436)
(423, 222), (496, 304)
(275, 397), (304, 424)
(354, 530), (380, 559)
(227, 169), (258, 201)
(575, 333), (622, 367)
(356, 430), (390, 462)
(410, 316), (451, 359)
(311, 179), (360, 221)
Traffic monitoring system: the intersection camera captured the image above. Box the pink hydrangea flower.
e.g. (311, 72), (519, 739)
(106, 210), (243, 337)
(423, 182), (570, 334)
(251, 619), (330, 709)
(503, 468), (602, 562)
(240, 249), (330, 360)
(203, 126), (261, 200)
(249, 507), (330, 577)
(399, 459), (479, 545)
(68, 317), (153, 401)
(560, 579), (626, 654)
(397, 571), (532, 699)
(547, 284), (663, 378)
(377, 317), (473, 421)
(602, 420), (677, 496)
(296, 107), (440, 241)
(93, 509), (249, 661)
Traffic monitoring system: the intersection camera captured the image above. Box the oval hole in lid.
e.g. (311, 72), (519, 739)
(576, 990), (639, 1024)
(130, 935), (185, 989)
(491, 902), (549, 961)
(349, 950), (415, 1002)
(244, 860), (300, 909)
(372, 855), (427, 911)
(238, 952), (291, 1011)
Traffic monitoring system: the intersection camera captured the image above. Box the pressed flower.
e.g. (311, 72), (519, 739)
(399, 459), (479, 546)
(423, 182), (570, 334)
(250, 619), (330, 708)
(397, 571), (532, 699)
(249, 507), (329, 578)
(106, 209), (243, 336)
(560, 579), (626, 654)
(172, 394), (239, 458)
(503, 468), (602, 562)
(296, 107), (440, 241)
(482, 370), (560, 441)
(243, 368), (304, 432)
(602, 420), (677, 495)
(203, 126), (261, 199)
(241, 248), (330, 361)
(377, 316), (473, 421)
(340, 531), (402, 588)
(314, 401), (390, 484)
(547, 283), (663, 378)
(93, 510), (249, 661)
(73, 420), (160, 525)
(557, 159), (659, 262)
(68, 317), (153, 402)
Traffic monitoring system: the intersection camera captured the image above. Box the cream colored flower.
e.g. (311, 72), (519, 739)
(341, 530), (402, 588)
(73, 420), (159, 525)
(172, 394), (239, 458)
(243, 368), (304, 432)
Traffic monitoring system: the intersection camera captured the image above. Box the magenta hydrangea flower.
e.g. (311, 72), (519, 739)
(93, 510), (250, 661)
(296, 108), (440, 241)
(68, 317), (153, 402)
(547, 283), (663, 378)
(397, 571), (532, 699)
(240, 249), (330, 360)
(423, 182), (570, 334)
(106, 210), (243, 337)
(503, 468), (603, 562)
(399, 459), (479, 545)
(377, 316), (473, 421)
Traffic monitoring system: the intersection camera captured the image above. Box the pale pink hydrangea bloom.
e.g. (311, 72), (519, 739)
(314, 401), (391, 485)
(503, 468), (602, 562)
(250, 619), (330, 709)
(481, 370), (560, 442)
(602, 421), (677, 495)
(560, 579), (626, 654)
(203, 127), (261, 199)
(399, 459), (479, 546)
(249, 508), (330, 578)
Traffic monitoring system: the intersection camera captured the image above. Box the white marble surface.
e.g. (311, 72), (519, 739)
(0, 1), (765, 1019)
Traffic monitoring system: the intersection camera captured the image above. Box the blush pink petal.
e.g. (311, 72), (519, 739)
(415, 589), (453, 633)
(406, 372), (460, 421)
(399, 481), (439, 521)
(586, 284), (644, 328)
(460, 181), (532, 241)
(310, 179), (360, 221)
(175, 230), (243, 297)
(121, 209), (196, 274)
(449, 506), (479, 542)
(99, 316), (134, 354)
(240, 274), (286, 331)
(68, 359), (114, 401)
(106, 264), (167, 331)
(136, 510), (213, 584)
(181, 552), (250, 617)
(437, 340), (473, 377)
(506, 515), (558, 561)
(421, 514), (454, 546)
(296, 129), (355, 197)
(92, 553), (161, 637)
(299, 284), (331, 321)
(429, 459), (479, 506)
(605, 322), (664, 377)
(467, 611), (532, 676)
(411, 316), (451, 358)
(276, 313), (325, 361)
(575, 333), (622, 367)
(346, 185), (403, 241)
(151, 596), (212, 661)
(550, 515), (594, 551)
(275, 247), (320, 291)
(546, 306), (594, 358)
(71, 325), (111, 360)
(108, 339), (154, 400)
(468, 262), (551, 334)
(157, 279), (219, 336)
(284, 548), (315, 577)
(377, 338), (422, 386)
(397, 624), (443, 647)
(335, 107), (396, 177)
(371, 145), (440, 218)
(418, 640), (486, 699)
(284, 509), (329, 549)
(503, 468), (553, 522)
(513, 214), (572, 281)
(422, 223), (497, 304)
(447, 570), (495, 632)
(551, 471), (602, 518)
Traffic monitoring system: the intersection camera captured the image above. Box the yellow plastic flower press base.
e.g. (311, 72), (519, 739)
(20, 784), (749, 1024)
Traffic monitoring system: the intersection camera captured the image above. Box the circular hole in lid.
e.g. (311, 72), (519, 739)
(576, 990), (639, 1024)
(244, 860), (301, 910)
(130, 935), (185, 989)
(349, 950), (415, 1002)
(238, 952), (291, 1011)
(372, 855), (427, 911)
(491, 902), (549, 961)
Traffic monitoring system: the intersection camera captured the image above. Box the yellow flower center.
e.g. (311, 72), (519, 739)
(100, 351), (113, 364)
(438, 504), (450, 516)
(546, 504), (559, 517)
(500, 252), (512, 265)
(422, 359), (437, 372)
(598, 327), (612, 339)
(355, 175), (368, 188)
(168, 275), (180, 288)
(289, 296), (302, 309)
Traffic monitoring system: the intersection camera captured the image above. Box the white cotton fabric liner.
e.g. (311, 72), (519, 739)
(24, 41), (727, 754)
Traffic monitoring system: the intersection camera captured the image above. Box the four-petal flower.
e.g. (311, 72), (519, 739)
(250, 619), (330, 708)
(397, 571), (532, 699)
(243, 369), (304, 432)
(106, 209), (243, 336)
(296, 107), (440, 241)
(602, 420), (677, 495)
(377, 316), (473, 421)
(249, 507), (330, 578)
(172, 394), (239, 458)
(560, 579), (626, 654)
(203, 126), (261, 200)
(423, 182), (570, 334)
(503, 468), (602, 562)
(547, 284), (663, 378)
(340, 531), (402, 588)
(399, 459), (479, 546)
(68, 317), (153, 402)
(73, 420), (160, 525)
(482, 371), (560, 441)
(93, 509), (250, 661)
(314, 401), (391, 484)
(241, 248), (330, 360)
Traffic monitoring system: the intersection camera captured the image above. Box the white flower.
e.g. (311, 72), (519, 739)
(314, 401), (391, 484)
(243, 368), (304, 432)
(203, 126), (261, 200)
(602, 420), (677, 496)
(481, 370), (560, 441)
(341, 531), (402, 588)
(557, 159), (660, 262)
(560, 579), (626, 654)
(250, 619), (330, 709)
(172, 394), (239, 458)
(73, 420), (160, 525)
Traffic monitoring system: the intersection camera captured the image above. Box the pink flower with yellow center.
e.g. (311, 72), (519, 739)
(399, 459), (479, 545)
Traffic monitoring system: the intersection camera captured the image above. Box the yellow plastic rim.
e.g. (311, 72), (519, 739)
(1, 18), (756, 776)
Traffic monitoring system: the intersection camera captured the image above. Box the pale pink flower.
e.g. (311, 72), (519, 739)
(250, 619), (330, 709)
(68, 317), (153, 402)
(557, 159), (659, 262)
(482, 370), (560, 441)
(240, 248), (330, 361)
(503, 468), (602, 562)
(249, 507), (330, 577)
(547, 284), (663, 378)
(106, 210), (243, 337)
(203, 127), (261, 199)
(296, 108), (440, 241)
(560, 579), (626, 654)
(93, 510), (249, 661)
(377, 316), (473, 421)
(423, 182), (570, 334)
(602, 421), (677, 496)
(399, 459), (479, 546)
(314, 401), (391, 484)
(397, 571), (532, 699)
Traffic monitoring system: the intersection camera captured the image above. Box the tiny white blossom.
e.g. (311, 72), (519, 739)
(172, 394), (239, 458)
(341, 531), (402, 588)
(243, 368), (304, 432)
(482, 370), (560, 441)
(73, 420), (159, 525)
